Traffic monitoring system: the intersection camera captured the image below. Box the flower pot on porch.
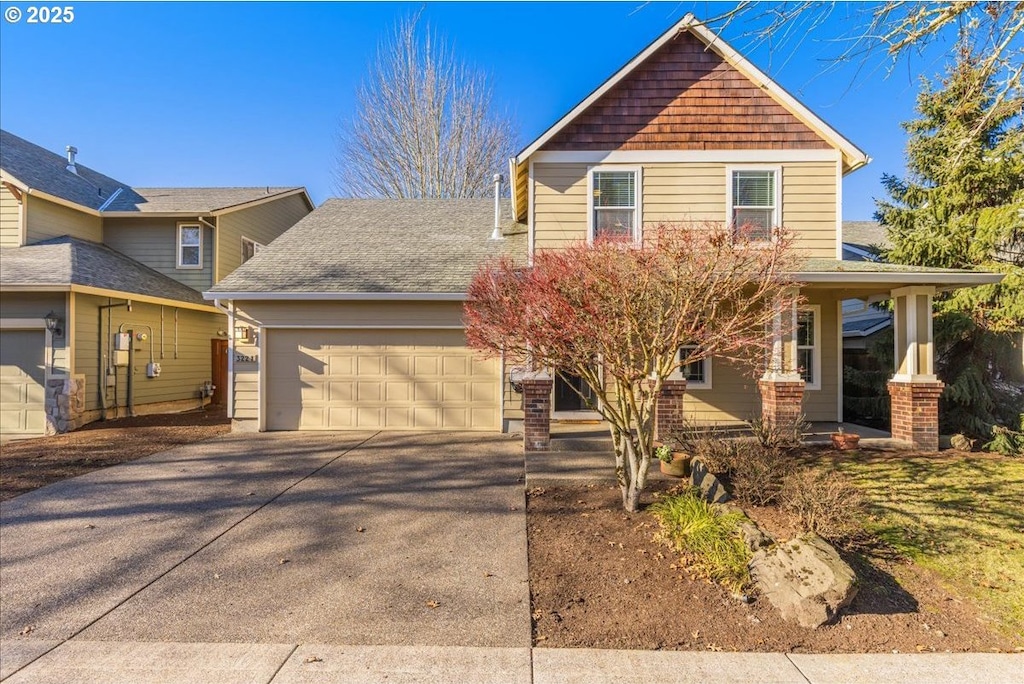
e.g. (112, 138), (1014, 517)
(659, 452), (691, 478)
(831, 432), (861, 450)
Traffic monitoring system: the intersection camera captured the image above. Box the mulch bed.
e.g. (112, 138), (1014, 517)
(0, 408), (230, 502)
(527, 482), (1019, 653)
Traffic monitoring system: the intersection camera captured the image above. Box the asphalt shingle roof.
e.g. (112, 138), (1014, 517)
(0, 237), (206, 306)
(209, 199), (527, 295)
(842, 220), (890, 254)
(104, 187), (302, 213)
(0, 129), (131, 211)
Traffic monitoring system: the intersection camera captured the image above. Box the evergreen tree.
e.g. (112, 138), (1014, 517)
(875, 45), (1024, 438)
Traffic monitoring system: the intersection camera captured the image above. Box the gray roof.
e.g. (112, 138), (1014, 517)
(1, 129), (304, 214)
(209, 199), (527, 295)
(0, 129), (131, 211)
(0, 237), (206, 306)
(104, 187), (302, 213)
(842, 221), (890, 255)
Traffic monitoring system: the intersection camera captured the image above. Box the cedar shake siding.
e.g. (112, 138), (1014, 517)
(541, 31), (832, 152)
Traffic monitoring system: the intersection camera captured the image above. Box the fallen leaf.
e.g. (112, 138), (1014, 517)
(84, 524), (96, 529)
(356, 527), (365, 533)
(19, 625), (34, 635)
(483, 572), (494, 577)
(304, 656), (323, 664)
(425, 600), (440, 608)
(279, 558), (290, 565)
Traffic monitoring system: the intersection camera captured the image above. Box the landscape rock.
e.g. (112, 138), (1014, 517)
(750, 533), (858, 628)
(690, 457), (731, 504)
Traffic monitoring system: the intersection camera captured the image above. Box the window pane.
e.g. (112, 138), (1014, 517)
(798, 348), (814, 384)
(684, 360), (705, 384)
(797, 311), (815, 346)
(594, 208), (634, 237)
(180, 226), (200, 246)
(733, 209), (772, 239)
(181, 245), (200, 266)
(242, 240), (255, 263)
(594, 172), (635, 208)
(732, 171), (774, 207)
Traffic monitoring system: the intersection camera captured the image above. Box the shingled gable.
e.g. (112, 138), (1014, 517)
(510, 14), (869, 220)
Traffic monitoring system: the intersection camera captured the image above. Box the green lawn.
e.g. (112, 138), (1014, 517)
(835, 455), (1024, 642)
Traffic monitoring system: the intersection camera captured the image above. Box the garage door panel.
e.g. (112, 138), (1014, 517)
(0, 330), (46, 437)
(265, 329), (498, 431)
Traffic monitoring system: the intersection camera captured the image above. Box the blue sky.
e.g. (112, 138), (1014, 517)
(0, 1), (963, 219)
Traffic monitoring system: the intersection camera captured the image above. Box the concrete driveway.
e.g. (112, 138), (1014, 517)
(0, 430), (531, 679)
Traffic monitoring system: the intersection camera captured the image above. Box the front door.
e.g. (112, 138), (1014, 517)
(554, 372), (595, 412)
(211, 339), (228, 406)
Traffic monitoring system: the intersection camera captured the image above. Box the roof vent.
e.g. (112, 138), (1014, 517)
(65, 145), (78, 175)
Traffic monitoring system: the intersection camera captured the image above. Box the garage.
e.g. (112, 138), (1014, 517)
(0, 329), (47, 437)
(264, 328), (499, 431)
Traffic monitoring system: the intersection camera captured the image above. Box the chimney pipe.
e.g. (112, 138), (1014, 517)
(491, 174), (503, 240)
(66, 145), (78, 175)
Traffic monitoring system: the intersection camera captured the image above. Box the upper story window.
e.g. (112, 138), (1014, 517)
(589, 167), (641, 242)
(177, 223), (202, 269)
(796, 306), (820, 389)
(678, 344), (712, 389)
(728, 168), (780, 241)
(241, 236), (265, 263)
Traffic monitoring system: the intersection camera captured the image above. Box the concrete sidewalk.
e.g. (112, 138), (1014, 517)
(2, 640), (1021, 683)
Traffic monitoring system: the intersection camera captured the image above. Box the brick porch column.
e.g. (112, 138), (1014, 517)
(888, 380), (944, 451)
(655, 379), (687, 442)
(758, 379), (805, 426)
(522, 372), (553, 452)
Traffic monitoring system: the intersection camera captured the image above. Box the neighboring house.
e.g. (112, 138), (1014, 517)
(0, 130), (312, 438)
(207, 15), (1001, 451)
(841, 220), (893, 350)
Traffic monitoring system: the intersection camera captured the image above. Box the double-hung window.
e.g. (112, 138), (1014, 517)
(177, 223), (202, 269)
(796, 307), (820, 389)
(729, 168), (779, 241)
(590, 167), (640, 242)
(678, 344), (711, 389)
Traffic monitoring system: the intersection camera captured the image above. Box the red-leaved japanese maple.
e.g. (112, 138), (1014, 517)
(465, 223), (800, 512)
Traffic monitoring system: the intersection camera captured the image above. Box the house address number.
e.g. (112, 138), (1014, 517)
(235, 353), (258, 363)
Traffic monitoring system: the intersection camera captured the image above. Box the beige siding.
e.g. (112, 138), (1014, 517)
(533, 163), (588, 250)
(103, 218), (214, 291)
(531, 161), (837, 257)
(1, 185), (22, 247)
(216, 194), (310, 281)
(24, 196), (102, 244)
(231, 300), (475, 421)
(74, 294), (224, 414)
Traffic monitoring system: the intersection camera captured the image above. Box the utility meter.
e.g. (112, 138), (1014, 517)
(146, 362), (161, 378)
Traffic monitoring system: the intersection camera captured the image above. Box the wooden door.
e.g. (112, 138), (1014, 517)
(211, 339), (228, 406)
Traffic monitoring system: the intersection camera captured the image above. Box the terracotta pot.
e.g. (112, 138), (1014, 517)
(659, 452), (691, 477)
(831, 433), (861, 450)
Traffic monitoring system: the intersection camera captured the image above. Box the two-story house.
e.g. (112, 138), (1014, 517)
(206, 15), (1000, 451)
(0, 130), (312, 438)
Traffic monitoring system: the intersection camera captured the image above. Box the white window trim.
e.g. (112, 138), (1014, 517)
(675, 345), (712, 390)
(725, 164), (782, 241)
(796, 304), (822, 391)
(177, 222), (203, 270)
(586, 165), (643, 246)
(241, 236), (265, 263)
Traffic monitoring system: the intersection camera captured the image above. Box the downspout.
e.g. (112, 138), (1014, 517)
(97, 298), (131, 420)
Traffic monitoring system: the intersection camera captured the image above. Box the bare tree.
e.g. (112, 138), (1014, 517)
(334, 14), (517, 198)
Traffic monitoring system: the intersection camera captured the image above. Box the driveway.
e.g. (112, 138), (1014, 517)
(0, 431), (530, 653)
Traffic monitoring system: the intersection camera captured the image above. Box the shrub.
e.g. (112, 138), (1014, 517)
(729, 444), (796, 506)
(984, 417), (1024, 457)
(668, 421), (744, 475)
(747, 413), (809, 449)
(650, 489), (752, 592)
(781, 469), (866, 544)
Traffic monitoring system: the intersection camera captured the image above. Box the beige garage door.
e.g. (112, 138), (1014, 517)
(265, 329), (499, 431)
(0, 330), (46, 437)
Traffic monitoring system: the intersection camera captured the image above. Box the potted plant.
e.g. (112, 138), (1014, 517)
(657, 443), (690, 477)
(830, 425), (861, 451)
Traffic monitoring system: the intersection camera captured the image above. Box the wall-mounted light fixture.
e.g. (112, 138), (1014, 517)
(44, 310), (63, 337)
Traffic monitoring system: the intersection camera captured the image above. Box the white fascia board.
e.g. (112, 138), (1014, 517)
(684, 20), (869, 172)
(515, 14), (698, 163)
(532, 149), (841, 164)
(202, 291), (468, 302)
(797, 272), (1003, 286)
(841, 243), (882, 261)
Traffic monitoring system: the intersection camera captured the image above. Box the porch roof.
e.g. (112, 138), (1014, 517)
(794, 258), (1002, 298)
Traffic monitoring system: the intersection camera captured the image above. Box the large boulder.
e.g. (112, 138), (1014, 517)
(690, 457), (731, 504)
(750, 533), (858, 628)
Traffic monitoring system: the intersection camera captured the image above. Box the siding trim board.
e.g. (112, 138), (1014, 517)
(533, 150), (842, 164)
